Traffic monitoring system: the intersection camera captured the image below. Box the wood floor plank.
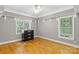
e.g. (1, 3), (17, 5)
(0, 37), (79, 54)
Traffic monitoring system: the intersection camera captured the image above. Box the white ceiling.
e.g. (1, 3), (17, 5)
(4, 5), (73, 18)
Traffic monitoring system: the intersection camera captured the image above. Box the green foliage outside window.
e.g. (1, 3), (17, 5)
(59, 16), (74, 39)
(16, 19), (32, 34)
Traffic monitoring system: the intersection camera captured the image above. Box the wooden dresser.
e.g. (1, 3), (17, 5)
(22, 30), (34, 41)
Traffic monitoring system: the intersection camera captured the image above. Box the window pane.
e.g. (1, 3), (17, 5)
(59, 16), (73, 39)
(16, 19), (32, 34)
(16, 20), (24, 34)
(24, 21), (29, 30)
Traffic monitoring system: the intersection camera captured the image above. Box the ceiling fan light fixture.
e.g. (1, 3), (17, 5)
(33, 5), (41, 14)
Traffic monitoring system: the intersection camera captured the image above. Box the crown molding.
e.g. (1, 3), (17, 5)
(39, 6), (74, 18)
(1, 6), (74, 19)
(4, 7), (36, 18)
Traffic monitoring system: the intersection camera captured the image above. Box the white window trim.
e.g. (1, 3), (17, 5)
(58, 15), (74, 40)
(15, 18), (32, 34)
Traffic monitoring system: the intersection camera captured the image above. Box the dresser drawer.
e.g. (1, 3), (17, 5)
(27, 34), (31, 35)
(27, 37), (31, 39)
(24, 34), (33, 37)
(22, 30), (34, 41)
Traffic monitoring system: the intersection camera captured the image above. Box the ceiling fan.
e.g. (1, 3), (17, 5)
(33, 5), (42, 14)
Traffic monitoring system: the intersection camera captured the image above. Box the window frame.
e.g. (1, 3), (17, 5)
(58, 15), (74, 40)
(15, 18), (32, 34)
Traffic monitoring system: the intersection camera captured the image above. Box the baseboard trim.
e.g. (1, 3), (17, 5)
(0, 39), (21, 45)
(38, 36), (79, 48)
(34, 36), (38, 37)
(0, 36), (38, 45)
(0, 36), (79, 48)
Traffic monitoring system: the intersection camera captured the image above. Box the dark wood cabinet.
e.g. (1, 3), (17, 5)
(22, 30), (34, 41)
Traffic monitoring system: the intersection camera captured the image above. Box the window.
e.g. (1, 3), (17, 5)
(16, 18), (32, 34)
(58, 16), (74, 40)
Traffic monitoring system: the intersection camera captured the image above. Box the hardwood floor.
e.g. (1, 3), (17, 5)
(0, 37), (79, 54)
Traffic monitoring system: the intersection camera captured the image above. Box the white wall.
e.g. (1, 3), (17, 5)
(38, 8), (79, 46)
(0, 11), (37, 43)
